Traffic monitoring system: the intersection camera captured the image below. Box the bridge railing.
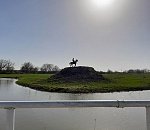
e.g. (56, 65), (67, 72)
(1, 100), (150, 130)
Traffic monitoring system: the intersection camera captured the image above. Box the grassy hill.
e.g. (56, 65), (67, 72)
(50, 66), (105, 82)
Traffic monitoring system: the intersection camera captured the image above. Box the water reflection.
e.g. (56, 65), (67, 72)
(0, 78), (14, 86)
(0, 78), (149, 130)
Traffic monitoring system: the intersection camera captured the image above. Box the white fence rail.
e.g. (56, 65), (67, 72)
(1, 100), (150, 130)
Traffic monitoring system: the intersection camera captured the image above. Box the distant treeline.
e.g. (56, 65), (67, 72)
(0, 59), (60, 74)
(1, 59), (150, 74)
(100, 69), (150, 74)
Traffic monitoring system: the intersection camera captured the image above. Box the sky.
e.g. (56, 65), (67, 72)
(0, 0), (150, 71)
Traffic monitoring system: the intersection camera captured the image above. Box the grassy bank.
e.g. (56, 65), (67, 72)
(0, 73), (150, 93)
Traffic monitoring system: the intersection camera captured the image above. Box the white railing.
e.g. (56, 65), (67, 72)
(1, 100), (150, 130)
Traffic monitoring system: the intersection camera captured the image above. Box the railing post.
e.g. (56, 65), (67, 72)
(6, 108), (15, 130)
(146, 107), (150, 130)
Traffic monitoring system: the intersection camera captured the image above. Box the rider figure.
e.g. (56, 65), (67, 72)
(72, 58), (75, 63)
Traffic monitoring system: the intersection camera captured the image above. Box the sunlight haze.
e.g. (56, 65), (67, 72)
(0, 0), (150, 71)
(90, 0), (115, 8)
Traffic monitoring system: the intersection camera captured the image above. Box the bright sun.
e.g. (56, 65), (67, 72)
(92, 0), (114, 8)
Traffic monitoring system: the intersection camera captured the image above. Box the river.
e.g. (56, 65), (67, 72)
(0, 78), (149, 130)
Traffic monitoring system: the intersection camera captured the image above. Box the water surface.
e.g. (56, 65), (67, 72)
(0, 78), (149, 130)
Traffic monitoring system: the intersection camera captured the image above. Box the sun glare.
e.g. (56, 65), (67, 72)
(92, 0), (114, 8)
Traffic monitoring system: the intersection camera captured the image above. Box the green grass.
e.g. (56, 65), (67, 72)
(0, 73), (150, 93)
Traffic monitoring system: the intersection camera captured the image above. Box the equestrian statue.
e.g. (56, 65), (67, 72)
(69, 58), (78, 67)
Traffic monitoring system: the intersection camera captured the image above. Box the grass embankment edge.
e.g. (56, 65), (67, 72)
(0, 73), (150, 93)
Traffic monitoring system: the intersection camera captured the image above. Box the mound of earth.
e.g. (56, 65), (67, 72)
(50, 66), (105, 82)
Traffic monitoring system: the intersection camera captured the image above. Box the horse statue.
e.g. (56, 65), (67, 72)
(69, 59), (78, 67)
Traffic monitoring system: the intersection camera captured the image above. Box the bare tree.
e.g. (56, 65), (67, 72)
(0, 59), (7, 71)
(5, 60), (15, 71)
(52, 65), (60, 71)
(33, 67), (39, 72)
(0, 59), (15, 71)
(41, 64), (54, 72)
(20, 62), (34, 73)
(40, 64), (60, 72)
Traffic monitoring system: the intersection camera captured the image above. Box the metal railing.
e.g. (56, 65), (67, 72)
(1, 100), (150, 130)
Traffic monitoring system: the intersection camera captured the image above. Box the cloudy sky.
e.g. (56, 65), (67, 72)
(0, 0), (150, 71)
